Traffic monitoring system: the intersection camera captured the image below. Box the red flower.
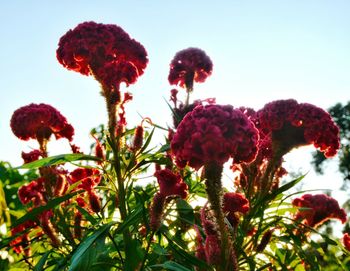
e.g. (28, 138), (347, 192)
(68, 168), (101, 191)
(292, 194), (347, 228)
(255, 99), (340, 158)
(154, 168), (188, 199)
(21, 150), (42, 164)
(168, 48), (213, 89)
(18, 178), (45, 206)
(343, 233), (350, 251)
(171, 104), (259, 170)
(149, 193), (166, 231)
(223, 192), (249, 225)
(10, 220), (36, 255)
(57, 21), (148, 88)
(11, 103), (74, 142)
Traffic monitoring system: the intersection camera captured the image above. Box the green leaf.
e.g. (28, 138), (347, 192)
(152, 261), (192, 271)
(12, 191), (81, 228)
(266, 174), (306, 202)
(68, 222), (116, 271)
(33, 251), (50, 271)
(162, 231), (211, 270)
(115, 205), (143, 234)
(176, 199), (195, 225)
(125, 239), (144, 271)
(75, 205), (98, 225)
(17, 153), (101, 169)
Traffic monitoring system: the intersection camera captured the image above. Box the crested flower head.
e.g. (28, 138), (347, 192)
(11, 103), (74, 142)
(57, 21), (148, 88)
(343, 233), (350, 251)
(68, 168), (101, 191)
(168, 47), (213, 89)
(223, 192), (249, 225)
(255, 99), (340, 158)
(292, 194), (347, 228)
(154, 168), (188, 199)
(171, 104), (259, 170)
(18, 178), (45, 206)
(21, 150), (42, 164)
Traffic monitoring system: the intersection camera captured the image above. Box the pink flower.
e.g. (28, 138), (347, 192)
(171, 104), (259, 169)
(154, 168), (188, 199)
(343, 233), (350, 251)
(292, 194), (347, 228)
(57, 21), (148, 88)
(255, 99), (340, 158)
(11, 103), (74, 142)
(223, 192), (249, 225)
(168, 48), (213, 89)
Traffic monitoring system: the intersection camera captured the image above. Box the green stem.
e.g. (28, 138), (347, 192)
(204, 162), (238, 271)
(104, 86), (132, 263)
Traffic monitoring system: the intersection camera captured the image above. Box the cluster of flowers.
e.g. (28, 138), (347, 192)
(8, 20), (350, 270)
(9, 103), (103, 254)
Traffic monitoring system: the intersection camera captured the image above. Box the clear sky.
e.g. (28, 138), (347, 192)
(0, 0), (349, 196)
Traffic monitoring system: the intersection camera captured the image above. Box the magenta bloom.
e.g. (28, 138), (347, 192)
(168, 47), (213, 89)
(11, 103), (74, 142)
(171, 104), (259, 169)
(57, 21), (148, 88)
(223, 192), (249, 225)
(255, 99), (340, 158)
(154, 168), (188, 199)
(292, 194), (347, 228)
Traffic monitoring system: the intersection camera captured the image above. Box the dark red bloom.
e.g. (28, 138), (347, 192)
(149, 193), (166, 231)
(68, 168), (101, 191)
(10, 220), (36, 255)
(343, 233), (350, 251)
(223, 192), (249, 225)
(292, 194), (347, 228)
(131, 125), (144, 151)
(18, 178), (45, 206)
(21, 150), (42, 164)
(168, 48), (213, 89)
(57, 21), (148, 88)
(11, 103), (74, 142)
(255, 99), (340, 158)
(171, 104), (259, 170)
(256, 229), (273, 252)
(154, 168), (188, 199)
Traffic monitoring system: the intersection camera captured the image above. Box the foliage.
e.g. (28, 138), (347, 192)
(1, 21), (350, 271)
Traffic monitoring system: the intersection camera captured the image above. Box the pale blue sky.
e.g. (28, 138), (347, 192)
(1, 0), (349, 173)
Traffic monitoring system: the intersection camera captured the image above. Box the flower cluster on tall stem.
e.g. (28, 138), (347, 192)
(168, 47), (213, 108)
(171, 104), (259, 271)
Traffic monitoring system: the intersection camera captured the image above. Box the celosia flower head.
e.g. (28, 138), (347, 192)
(255, 99), (340, 158)
(18, 178), (45, 206)
(68, 168), (101, 191)
(154, 168), (188, 199)
(343, 233), (350, 251)
(57, 21), (148, 88)
(223, 192), (249, 225)
(21, 150), (42, 164)
(171, 104), (259, 170)
(168, 47), (213, 89)
(292, 194), (347, 228)
(11, 103), (74, 142)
